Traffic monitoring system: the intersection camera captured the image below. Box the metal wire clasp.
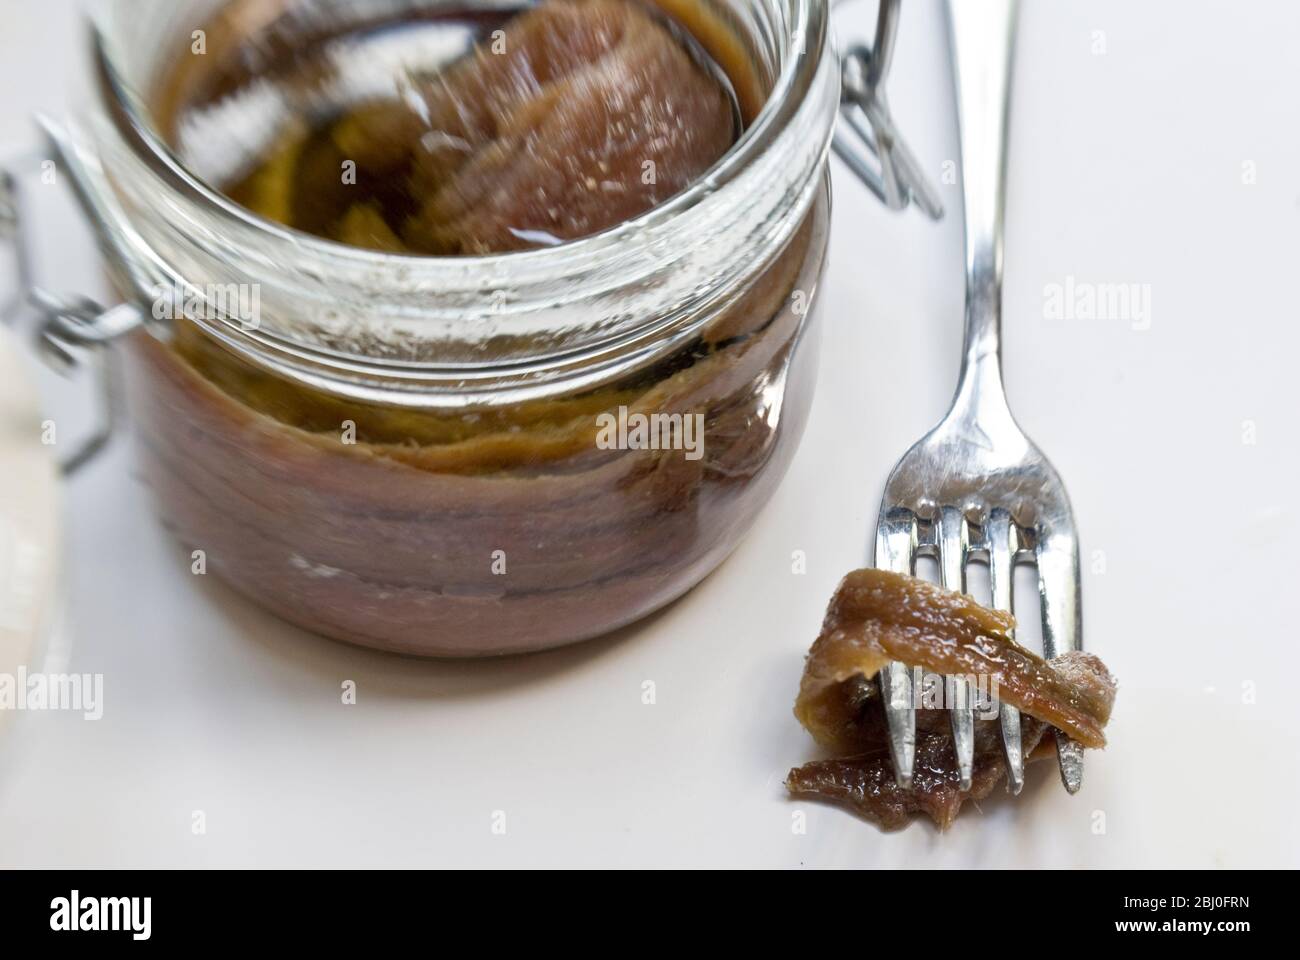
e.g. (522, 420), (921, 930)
(834, 0), (944, 219)
(0, 134), (144, 475)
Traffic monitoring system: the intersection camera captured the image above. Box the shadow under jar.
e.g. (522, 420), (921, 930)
(85, 0), (838, 655)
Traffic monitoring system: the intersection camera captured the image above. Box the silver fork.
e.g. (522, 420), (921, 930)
(873, 0), (1084, 795)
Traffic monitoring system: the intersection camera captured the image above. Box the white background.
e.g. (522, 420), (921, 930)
(1, 0), (1297, 867)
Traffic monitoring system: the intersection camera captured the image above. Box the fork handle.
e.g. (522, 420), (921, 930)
(947, 0), (1018, 390)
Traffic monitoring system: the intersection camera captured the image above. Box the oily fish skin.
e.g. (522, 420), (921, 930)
(787, 569), (1117, 830)
(167, 205), (812, 474)
(794, 568), (1115, 751)
(227, 0), (737, 254)
(785, 679), (1108, 831)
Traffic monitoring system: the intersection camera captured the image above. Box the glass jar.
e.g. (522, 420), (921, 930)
(66, 0), (838, 655)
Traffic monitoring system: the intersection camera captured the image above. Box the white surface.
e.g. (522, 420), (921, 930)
(0, 328), (61, 745)
(1, 0), (1298, 868)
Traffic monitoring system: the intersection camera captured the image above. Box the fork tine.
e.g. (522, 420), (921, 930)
(1036, 525), (1084, 793)
(878, 661), (914, 788)
(874, 509), (917, 788)
(937, 506), (974, 791)
(985, 509), (1024, 794)
(947, 679), (975, 792)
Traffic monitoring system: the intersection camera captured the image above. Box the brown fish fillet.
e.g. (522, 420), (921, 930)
(787, 569), (1116, 830)
(404, 0), (737, 253)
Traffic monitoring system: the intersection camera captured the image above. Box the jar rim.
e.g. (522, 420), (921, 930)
(87, 0), (838, 402)
(95, 0), (827, 272)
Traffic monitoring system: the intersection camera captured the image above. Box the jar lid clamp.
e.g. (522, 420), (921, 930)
(833, 0), (944, 219)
